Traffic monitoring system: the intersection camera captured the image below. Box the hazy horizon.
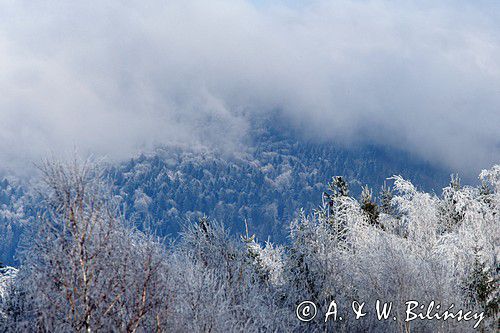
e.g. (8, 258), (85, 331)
(0, 0), (498, 176)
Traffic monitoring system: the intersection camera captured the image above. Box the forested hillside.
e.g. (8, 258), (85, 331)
(111, 129), (449, 242)
(0, 130), (451, 266)
(0, 180), (31, 266)
(1, 161), (497, 332)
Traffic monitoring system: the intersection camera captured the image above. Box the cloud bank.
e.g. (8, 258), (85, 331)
(0, 0), (499, 176)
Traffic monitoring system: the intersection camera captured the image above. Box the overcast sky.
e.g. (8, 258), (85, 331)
(0, 0), (499, 176)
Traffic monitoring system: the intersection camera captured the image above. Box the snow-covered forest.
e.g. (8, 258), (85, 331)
(0, 129), (448, 268)
(1, 1), (499, 331)
(0, 159), (498, 332)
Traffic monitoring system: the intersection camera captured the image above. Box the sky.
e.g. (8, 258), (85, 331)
(0, 0), (499, 177)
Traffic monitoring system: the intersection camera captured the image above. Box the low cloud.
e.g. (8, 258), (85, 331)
(0, 0), (499, 176)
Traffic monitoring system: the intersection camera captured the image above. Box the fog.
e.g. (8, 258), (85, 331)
(0, 0), (499, 176)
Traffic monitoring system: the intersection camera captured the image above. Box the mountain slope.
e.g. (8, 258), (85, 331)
(0, 130), (453, 266)
(111, 131), (450, 242)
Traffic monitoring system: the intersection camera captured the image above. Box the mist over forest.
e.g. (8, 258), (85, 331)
(1, 0), (499, 332)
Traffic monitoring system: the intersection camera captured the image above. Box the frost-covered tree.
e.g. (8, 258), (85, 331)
(464, 248), (498, 325)
(2, 159), (169, 332)
(379, 181), (394, 215)
(167, 218), (290, 332)
(360, 185), (381, 227)
(0, 266), (17, 324)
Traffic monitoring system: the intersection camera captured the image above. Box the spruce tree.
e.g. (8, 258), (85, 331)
(438, 174), (465, 232)
(322, 176), (349, 217)
(379, 181), (394, 215)
(465, 249), (499, 328)
(360, 185), (381, 227)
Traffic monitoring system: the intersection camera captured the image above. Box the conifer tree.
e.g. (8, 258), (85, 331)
(439, 174), (465, 232)
(465, 249), (499, 326)
(240, 220), (270, 282)
(360, 185), (381, 227)
(379, 181), (394, 215)
(321, 176), (351, 242)
(322, 176), (349, 217)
